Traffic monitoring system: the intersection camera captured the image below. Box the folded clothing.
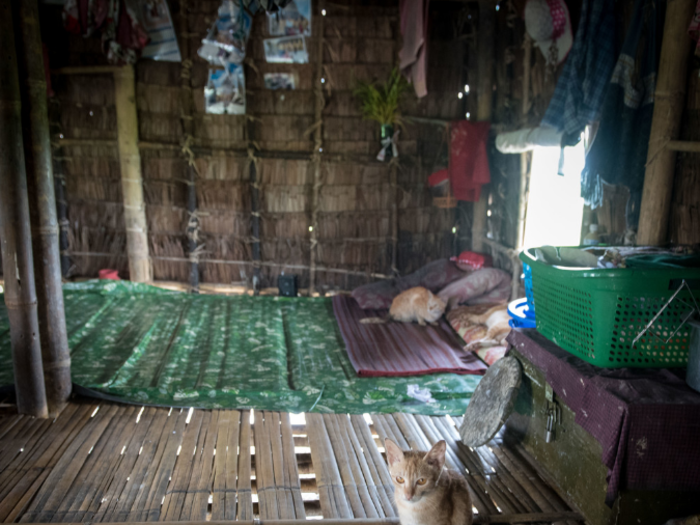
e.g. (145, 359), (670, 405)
(446, 305), (509, 366)
(437, 268), (511, 310)
(352, 259), (465, 310)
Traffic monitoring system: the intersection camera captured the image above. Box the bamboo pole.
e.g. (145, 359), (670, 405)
(637, 0), (696, 245)
(309, 3), (325, 296)
(471, 0), (495, 253)
(390, 161), (399, 275)
(14, 0), (72, 415)
(247, 120), (262, 295)
(17, 514), (585, 525)
(51, 148), (71, 277)
(0, 0), (48, 418)
(178, 0), (200, 294)
(113, 64), (152, 282)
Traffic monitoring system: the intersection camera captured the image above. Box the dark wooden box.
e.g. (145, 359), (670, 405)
(505, 348), (700, 525)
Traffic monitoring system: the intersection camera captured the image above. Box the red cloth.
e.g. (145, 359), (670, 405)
(98, 269), (120, 280)
(450, 251), (493, 271)
(448, 121), (491, 202)
(333, 295), (487, 377)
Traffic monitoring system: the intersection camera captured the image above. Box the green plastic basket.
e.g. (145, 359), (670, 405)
(520, 249), (700, 368)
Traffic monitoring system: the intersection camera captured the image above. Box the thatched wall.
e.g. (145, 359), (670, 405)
(43, 0), (464, 291)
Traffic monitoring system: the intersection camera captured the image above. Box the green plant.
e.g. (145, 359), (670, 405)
(353, 68), (410, 127)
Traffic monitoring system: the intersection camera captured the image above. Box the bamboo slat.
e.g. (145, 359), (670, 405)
(254, 411), (279, 519)
(348, 416), (396, 518)
(19, 405), (120, 523)
(280, 413), (306, 519)
(306, 413), (352, 519)
(211, 410), (240, 520)
(323, 415), (368, 518)
(237, 410), (253, 521)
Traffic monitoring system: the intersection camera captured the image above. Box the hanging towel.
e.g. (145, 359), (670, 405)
(449, 121), (491, 202)
(581, 0), (664, 230)
(399, 0), (430, 98)
(541, 0), (617, 145)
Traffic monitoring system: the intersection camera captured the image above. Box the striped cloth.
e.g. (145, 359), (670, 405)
(332, 296), (487, 377)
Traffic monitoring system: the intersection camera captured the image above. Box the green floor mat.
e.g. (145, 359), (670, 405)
(0, 280), (479, 415)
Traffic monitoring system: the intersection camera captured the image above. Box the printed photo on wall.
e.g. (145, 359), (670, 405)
(263, 35), (308, 63)
(205, 63), (246, 115)
(141, 0), (182, 62)
(263, 72), (297, 90)
(267, 0), (311, 36)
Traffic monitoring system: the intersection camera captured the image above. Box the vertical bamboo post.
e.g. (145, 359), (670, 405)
(390, 161), (399, 275)
(248, 119), (262, 295)
(14, 0), (71, 415)
(637, 0), (696, 245)
(471, 0), (495, 253)
(114, 64), (152, 282)
(511, 33), (533, 301)
(309, 2), (325, 296)
(0, 0), (49, 418)
(52, 147), (71, 277)
(178, 0), (199, 293)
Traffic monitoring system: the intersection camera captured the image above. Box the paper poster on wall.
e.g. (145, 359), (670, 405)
(140, 0), (182, 62)
(205, 63), (246, 115)
(267, 0), (311, 36)
(263, 35), (308, 63)
(198, 0), (252, 65)
(264, 72), (297, 90)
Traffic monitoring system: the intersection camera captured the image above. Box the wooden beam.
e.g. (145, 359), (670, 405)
(18, 513), (585, 525)
(637, 0), (696, 245)
(0, 0), (48, 418)
(14, 0), (71, 415)
(471, 0), (495, 253)
(309, 4), (325, 296)
(667, 140), (700, 153)
(113, 64), (152, 282)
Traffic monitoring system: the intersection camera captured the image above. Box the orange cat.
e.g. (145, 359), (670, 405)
(385, 438), (473, 525)
(361, 287), (446, 326)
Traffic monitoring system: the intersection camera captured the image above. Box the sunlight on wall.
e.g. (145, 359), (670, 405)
(523, 141), (585, 249)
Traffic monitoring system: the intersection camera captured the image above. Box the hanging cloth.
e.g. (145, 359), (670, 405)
(690, 1), (700, 57)
(399, 0), (430, 98)
(448, 121), (491, 202)
(581, 0), (665, 230)
(541, 0), (617, 145)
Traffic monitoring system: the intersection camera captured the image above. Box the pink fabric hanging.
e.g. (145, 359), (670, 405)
(690, 0), (700, 57)
(399, 0), (430, 98)
(448, 120), (491, 202)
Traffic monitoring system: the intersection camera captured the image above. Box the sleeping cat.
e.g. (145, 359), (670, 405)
(360, 286), (446, 326)
(385, 438), (473, 525)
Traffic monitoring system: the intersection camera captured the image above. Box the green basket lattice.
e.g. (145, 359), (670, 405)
(520, 249), (700, 368)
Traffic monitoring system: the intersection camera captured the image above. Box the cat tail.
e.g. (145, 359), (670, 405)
(360, 316), (387, 324)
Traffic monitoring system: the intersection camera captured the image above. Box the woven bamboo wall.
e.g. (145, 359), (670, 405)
(42, 0), (463, 291)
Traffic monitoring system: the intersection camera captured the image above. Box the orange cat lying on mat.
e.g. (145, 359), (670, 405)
(361, 286), (446, 326)
(385, 438), (473, 525)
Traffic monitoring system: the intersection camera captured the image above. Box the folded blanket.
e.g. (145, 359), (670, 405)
(446, 305), (509, 366)
(438, 268), (511, 310)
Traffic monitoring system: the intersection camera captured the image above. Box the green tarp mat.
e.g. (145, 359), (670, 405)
(0, 280), (479, 415)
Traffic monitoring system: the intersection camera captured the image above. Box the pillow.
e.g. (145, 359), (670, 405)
(437, 268), (511, 310)
(352, 259), (466, 310)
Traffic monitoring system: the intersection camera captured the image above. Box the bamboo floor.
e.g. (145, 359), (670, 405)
(0, 399), (581, 524)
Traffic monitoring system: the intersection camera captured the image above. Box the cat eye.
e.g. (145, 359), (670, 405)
(416, 478), (427, 485)
(395, 476), (405, 484)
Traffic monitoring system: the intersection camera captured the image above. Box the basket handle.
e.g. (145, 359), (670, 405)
(632, 279), (700, 348)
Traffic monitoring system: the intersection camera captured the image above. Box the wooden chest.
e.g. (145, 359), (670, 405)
(505, 347), (700, 525)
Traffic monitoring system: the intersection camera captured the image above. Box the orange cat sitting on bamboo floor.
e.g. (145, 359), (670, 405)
(385, 438), (473, 525)
(361, 287), (447, 326)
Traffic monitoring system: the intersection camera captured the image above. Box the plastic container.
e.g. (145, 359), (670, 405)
(520, 248), (700, 368)
(583, 224), (601, 246)
(508, 298), (536, 329)
(523, 263), (535, 313)
(687, 320), (700, 392)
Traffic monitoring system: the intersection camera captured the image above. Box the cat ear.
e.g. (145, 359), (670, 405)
(423, 440), (446, 470)
(384, 438), (404, 467)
